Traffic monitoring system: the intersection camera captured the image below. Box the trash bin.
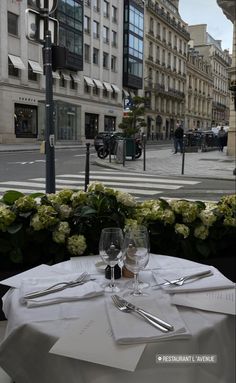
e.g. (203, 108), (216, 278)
(125, 138), (136, 159)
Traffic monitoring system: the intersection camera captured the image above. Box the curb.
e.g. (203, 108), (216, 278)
(93, 159), (235, 182)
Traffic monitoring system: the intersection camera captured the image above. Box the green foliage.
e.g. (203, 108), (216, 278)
(118, 96), (148, 137)
(0, 184), (235, 271)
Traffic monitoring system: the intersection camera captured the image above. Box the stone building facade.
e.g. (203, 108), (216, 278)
(0, 0), (124, 144)
(143, 0), (190, 140)
(217, 0), (236, 157)
(185, 48), (213, 131)
(188, 24), (231, 127)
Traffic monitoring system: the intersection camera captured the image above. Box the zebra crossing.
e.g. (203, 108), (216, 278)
(0, 170), (200, 199)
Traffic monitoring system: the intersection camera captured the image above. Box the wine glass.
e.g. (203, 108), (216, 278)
(123, 230), (149, 296)
(99, 227), (124, 293)
(124, 226), (150, 290)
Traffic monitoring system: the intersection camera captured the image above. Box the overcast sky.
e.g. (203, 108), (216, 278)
(179, 0), (233, 52)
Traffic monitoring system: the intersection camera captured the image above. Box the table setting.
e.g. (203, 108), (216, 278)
(0, 226), (235, 383)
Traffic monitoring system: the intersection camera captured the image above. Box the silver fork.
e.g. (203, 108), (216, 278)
(24, 271), (89, 299)
(152, 270), (213, 288)
(111, 295), (170, 332)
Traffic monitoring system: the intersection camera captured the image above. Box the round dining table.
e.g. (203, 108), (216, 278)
(0, 254), (235, 383)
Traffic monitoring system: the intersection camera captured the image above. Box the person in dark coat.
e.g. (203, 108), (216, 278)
(173, 124), (184, 153)
(218, 126), (226, 152)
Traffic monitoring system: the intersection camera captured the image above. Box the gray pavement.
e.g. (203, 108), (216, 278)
(94, 146), (236, 181)
(0, 142), (235, 181)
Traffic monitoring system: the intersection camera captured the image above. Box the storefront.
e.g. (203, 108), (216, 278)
(14, 104), (38, 138)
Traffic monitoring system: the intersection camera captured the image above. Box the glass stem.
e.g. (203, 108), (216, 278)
(110, 266), (115, 288)
(133, 273), (139, 294)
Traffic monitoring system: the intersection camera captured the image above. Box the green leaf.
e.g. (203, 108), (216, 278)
(7, 223), (23, 234)
(79, 206), (97, 218)
(2, 190), (24, 205)
(29, 192), (45, 199)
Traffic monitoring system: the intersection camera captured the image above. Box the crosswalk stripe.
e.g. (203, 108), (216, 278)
(30, 178), (182, 190)
(0, 171), (201, 199)
(57, 173), (200, 185)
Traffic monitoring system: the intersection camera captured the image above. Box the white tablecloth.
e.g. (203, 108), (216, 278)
(0, 254), (235, 383)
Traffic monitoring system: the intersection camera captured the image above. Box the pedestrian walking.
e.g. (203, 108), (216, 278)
(218, 126), (226, 152)
(173, 124), (184, 153)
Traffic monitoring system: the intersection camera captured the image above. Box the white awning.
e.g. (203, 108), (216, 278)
(61, 73), (71, 81)
(103, 82), (113, 92)
(52, 71), (60, 79)
(84, 76), (94, 87)
(123, 89), (129, 97)
(28, 60), (43, 74)
(8, 54), (25, 70)
(93, 79), (104, 89)
(111, 84), (120, 93)
(70, 73), (80, 82)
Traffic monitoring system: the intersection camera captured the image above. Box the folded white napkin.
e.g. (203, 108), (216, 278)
(152, 265), (234, 293)
(20, 273), (104, 308)
(106, 295), (190, 344)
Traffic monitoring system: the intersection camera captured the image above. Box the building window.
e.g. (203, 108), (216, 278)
(149, 17), (154, 34)
(112, 5), (117, 22)
(93, 0), (100, 12)
(129, 34), (143, 59)
(112, 30), (117, 47)
(103, 0), (109, 17)
(103, 26), (109, 43)
(57, 0), (83, 57)
(8, 58), (19, 77)
(93, 20), (99, 38)
(104, 116), (116, 131)
(84, 15), (90, 33)
(14, 104), (37, 138)
(85, 113), (98, 139)
(103, 52), (109, 68)
(93, 86), (99, 96)
(93, 48), (99, 65)
(103, 88), (108, 98)
(59, 73), (66, 87)
(70, 76), (77, 90)
(8, 12), (18, 36)
(28, 63), (37, 81)
(111, 55), (117, 71)
(84, 44), (90, 62)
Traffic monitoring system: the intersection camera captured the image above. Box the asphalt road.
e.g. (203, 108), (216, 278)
(0, 147), (234, 201)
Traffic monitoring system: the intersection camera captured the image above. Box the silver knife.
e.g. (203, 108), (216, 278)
(115, 295), (174, 331)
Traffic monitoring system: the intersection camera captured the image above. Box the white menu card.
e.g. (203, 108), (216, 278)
(171, 288), (235, 315)
(49, 304), (146, 371)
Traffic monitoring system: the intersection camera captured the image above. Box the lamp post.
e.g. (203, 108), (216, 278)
(42, 0), (55, 193)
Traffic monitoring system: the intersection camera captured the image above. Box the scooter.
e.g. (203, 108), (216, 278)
(97, 135), (142, 159)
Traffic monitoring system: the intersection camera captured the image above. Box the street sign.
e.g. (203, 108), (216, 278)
(25, 8), (58, 44)
(28, 0), (58, 14)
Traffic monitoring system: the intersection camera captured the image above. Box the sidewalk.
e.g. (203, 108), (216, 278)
(94, 147), (236, 181)
(0, 142), (235, 181)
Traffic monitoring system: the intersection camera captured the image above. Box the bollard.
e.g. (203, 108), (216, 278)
(84, 143), (90, 191)
(143, 134), (146, 171)
(109, 137), (112, 163)
(123, 139), (126, 167)
(181, 134), (186, 175)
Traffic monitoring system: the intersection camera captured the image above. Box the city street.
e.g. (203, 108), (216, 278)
(0, 145), (234, 202)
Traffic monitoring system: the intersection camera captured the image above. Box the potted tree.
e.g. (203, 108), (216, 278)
(119, 96), (147, 159)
